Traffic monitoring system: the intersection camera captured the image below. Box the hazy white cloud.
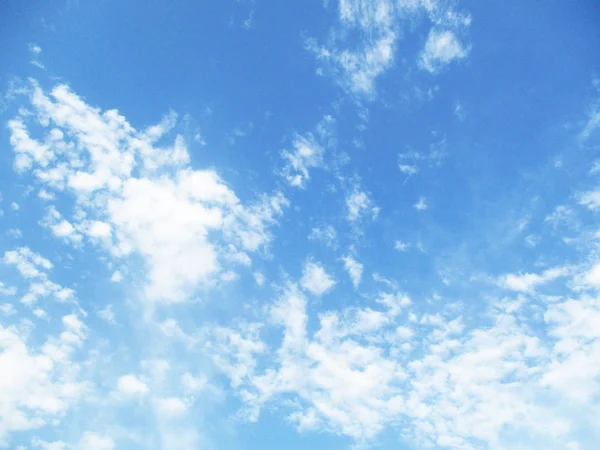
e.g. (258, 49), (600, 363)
(117, 374), (149, 397)
(153, 397), (188, 420)
(398, 164), (418, 175)
(29, 44), (42, 55)
(394, 240), (409, 251)
(110, 271), (123, 283)
(581, 106), (600, 140)
(0, 303), (17, 317)
(97, 304), (115, 324)
(308, 225), (337, 248)
(31, 438), (67, 450)
(414, 197), (427, 210)
(579, 190), (600, 210)
(77, 432), (114, 450)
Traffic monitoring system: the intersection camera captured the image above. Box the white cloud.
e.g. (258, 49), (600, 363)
(84, 221), (112, 239)
(77, 432), (114, 450)
(4, 247), (75, 306)
(300, 260), (336, 295)
(498, 266), (570, 293)
(579, 190), (600, 210)
(253, 271), (266, 286)
(581, 106), (600, 140)
(281, 134), (324, 188)
(29, 44), (42, 55)
(0, 282), (17, 296)
(414, 197), (427, 210)
(309, 0), (471, 95)
(210, 285), (408, 439)
(398, 164), (418, 175)
(394, 240), (409, 251)
(342, 254), (363, 288)
(308, 225), (337, 248)
(38, 189), (55, 201)
(309, 0), (397, 95)
(97, 305), (115, 324)
(346, 187), (377, 221)
(0, 316), (90, 445)
(9, 82), (289, 304)
(181, 373), (207, 394)
(0, 303), (17, 317)
(153, 397), (188, 420)
(419, 29), (470, 73)
(110, 271), (123, 283)
(31, 438), (67, 450)
(117, 374), (149, 397)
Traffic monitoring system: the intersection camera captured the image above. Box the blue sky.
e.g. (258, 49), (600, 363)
(1, 1), (600, 449)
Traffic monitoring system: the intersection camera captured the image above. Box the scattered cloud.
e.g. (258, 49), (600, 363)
(342, 253), (363, 288)
(498, 266), (570, 293)
(346, 185), (378, 222)
(414, 197), (427, 210)
(419, 29), (470, 73)
(8, 81), (289, 303)
(308, 225), (337, 248)
(394, 240), (409, 252)
(280, 134), (324, 188)
(117, 374), (149, 397)
(309, 0), (472, 95)
(300, 260), (336, 295)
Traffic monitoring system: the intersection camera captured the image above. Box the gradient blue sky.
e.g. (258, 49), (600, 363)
(1, 1), (600, 449)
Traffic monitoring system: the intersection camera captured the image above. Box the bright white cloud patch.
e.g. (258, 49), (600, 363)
(0, 315), (90, 445)
(498, 266), (570, 293)
(8, 82), (289, 303)
(342, 254), (363, 288)
(419, 29), (470, 73)
(579, 189), (600, 210)
(300, 260), (336, 295)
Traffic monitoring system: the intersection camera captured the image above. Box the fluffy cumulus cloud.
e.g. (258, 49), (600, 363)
(7, 81), (288, 303)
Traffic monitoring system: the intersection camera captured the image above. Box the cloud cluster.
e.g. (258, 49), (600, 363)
(310, 0), (472, 95)
(8, 82), (288, 303)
